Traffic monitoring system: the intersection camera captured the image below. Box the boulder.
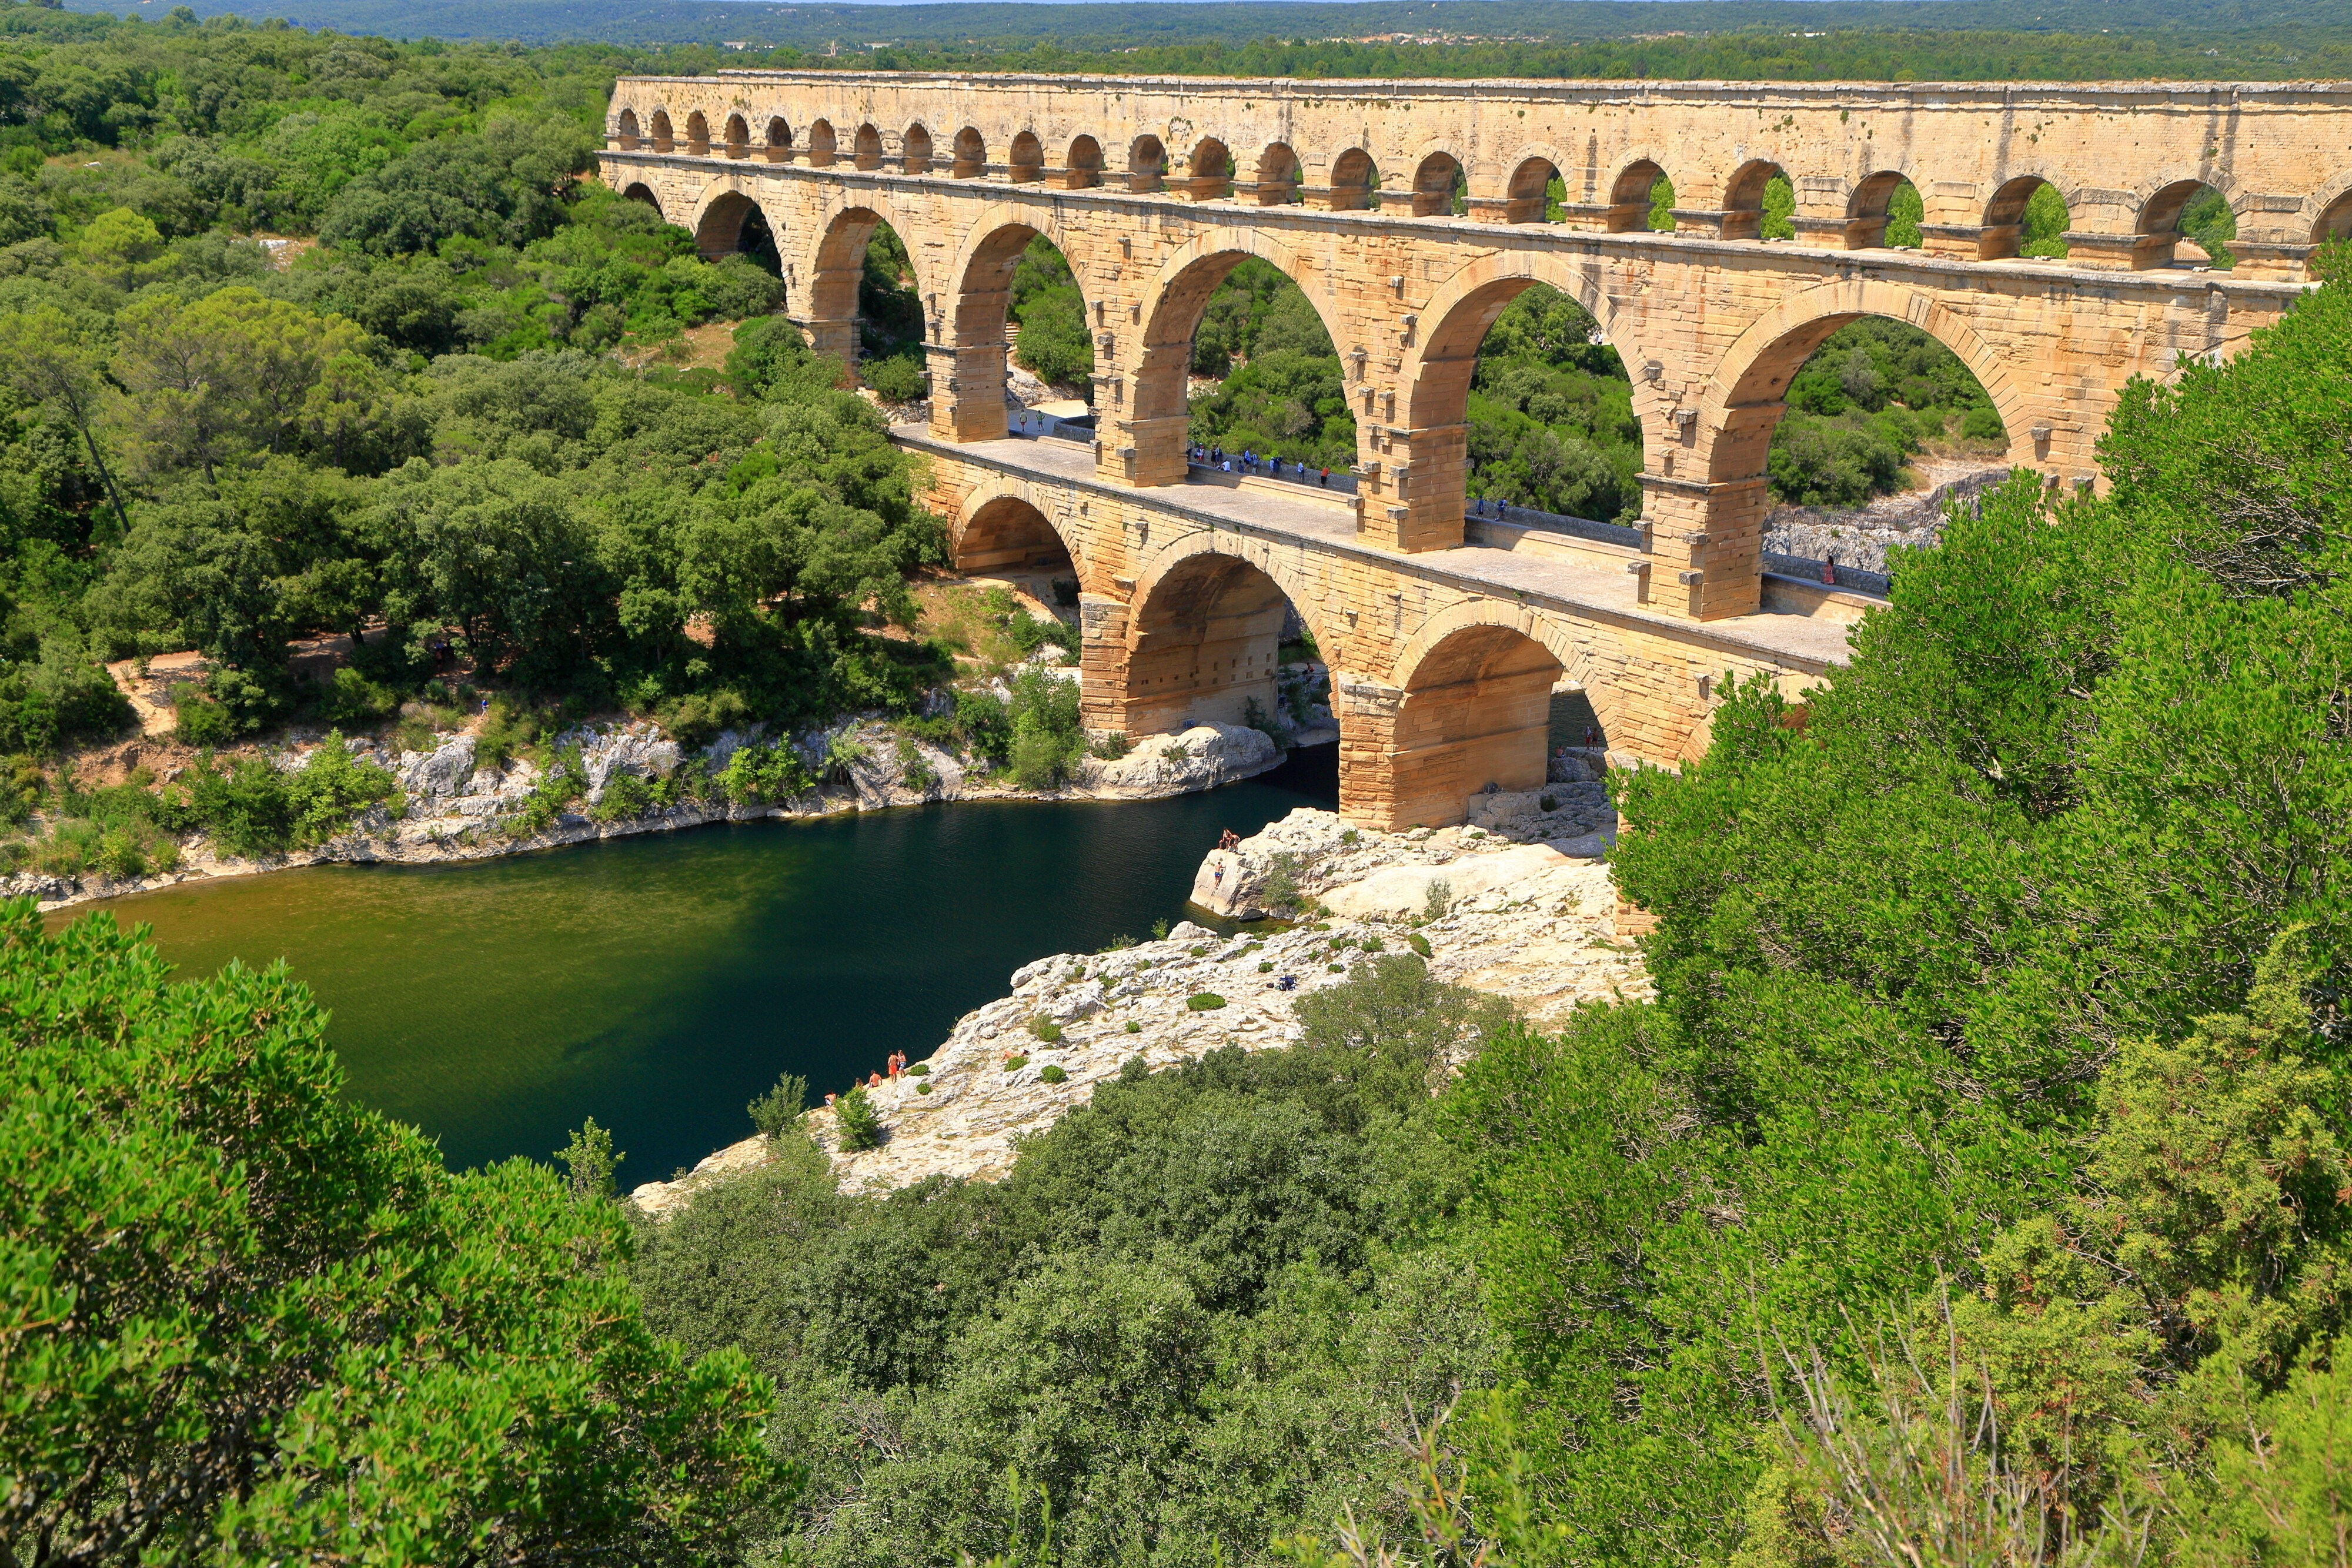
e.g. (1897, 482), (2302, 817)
(397, 735), (476, 801)
(1084, 723), (1279, 800)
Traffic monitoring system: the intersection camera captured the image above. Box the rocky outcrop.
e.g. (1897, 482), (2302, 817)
(629, 804), (1649, 1215)
(1079, 722), (1281, 799)
(1762, 463), (2010, 574)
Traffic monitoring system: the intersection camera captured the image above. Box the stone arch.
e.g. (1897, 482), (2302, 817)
(1411, 149), (1464, 217)
(1328, 146), (1379, 211)
(1254, 142), (1302, 205)
(807, 119), (837, 166)
(1723, 157), (1789, 240)
(1845, 168), (1921, 249)
(1066, 135), (1104, 188)
(1402, 251), (1662, 460)
(1982, 173), (2069, 260)
(1008, 131), (1044, 183)
(854, 122), (883, 169)
(1187, 136), (1232, 200)
(1118, 533), (1344, 740)
(1504, 153), (1561, 223)
(723, 113), (749, 158)
(951, 487), (1084, 582)
(764, 116), (791, 162)
(684, 111), (710, 155)
(2315, 186), (2352, 243)
(1378, 617), (1565, 829)
(616, 108), (641, 148)
(1128, 133), (1167, 192)
(951, 125), (987, 178)
(691, 186), (781, 262)
(1127, 228), (1346, 485)
(649, 109), (674, 152)
(903, 123), (934, 174)
(800, 195), (931, 367)
(1387, 597), (1629, 753)
(2136, 174), (2233, 266)
(938, 209), (1092, 442)
(620, 181), (662, 216)
(1608, 156), (1669, 230)
(1699, 278), (2033, 489)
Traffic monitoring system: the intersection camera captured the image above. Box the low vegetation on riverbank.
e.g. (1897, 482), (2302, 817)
(12, 253), (2351, 1566)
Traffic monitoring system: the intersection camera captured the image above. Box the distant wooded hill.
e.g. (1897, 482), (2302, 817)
(44, 0), (2352, 71)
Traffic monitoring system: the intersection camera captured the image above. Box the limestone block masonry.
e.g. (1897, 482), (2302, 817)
(600, 70), (2341, 827)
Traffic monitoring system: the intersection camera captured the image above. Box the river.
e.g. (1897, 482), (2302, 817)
(54, 748), (1337, 1184)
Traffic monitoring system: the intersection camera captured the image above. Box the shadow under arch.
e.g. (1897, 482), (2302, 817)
(1504, 153), (1561, 223)
(691, 186), (782, 268)
(940, 208), (1093, 442)
(620, 182), (663, 217)
(1115, 537), (1338, 743)
(1698, 279), (2032, 489)
(1388, 597), (1635, 763)
(1607, 156), (1670, 231)
(951, 489), (1083, 583)
(1128, 229), (1345, 485)
(1381, 620), (1564, 829)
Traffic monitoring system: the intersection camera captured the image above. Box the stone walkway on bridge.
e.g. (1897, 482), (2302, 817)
(893, 426), (1859, 674)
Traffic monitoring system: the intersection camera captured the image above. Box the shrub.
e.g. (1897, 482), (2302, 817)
(1038, 1064), (1068, 1084)
(1030, 1017), (1064, 1044)
(589, 772), (653, 823)
(172, 688), (238, 746)
(862, 352), (926, 402)
(1406, 932), (1432, 958)
(832, 1086), (881, 1151)
(1151, 918), (1170, 940)
(907, 1061), (930, 1077)
(916, 1081), (933, 1094)
(747, 1071), (808, 1138)
(1422, 879), (1454, 920)
(316, 667), (400, 725)
(896, 737), (937, 793)
(1089, 731), (1132, 761)
(1186, 994), (1227, 1011)
(1539, 793), (1559, 812)
(1258, 961), (1274, 973)
(1125, 1020), (1142, 1034)
(1002, 1054), (1030, 1072)
(717, 741), (812, 804)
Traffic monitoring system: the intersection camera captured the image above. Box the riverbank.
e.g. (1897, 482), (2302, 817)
(630, 788), (1645, 1215)
(8, 701), (1329, 916)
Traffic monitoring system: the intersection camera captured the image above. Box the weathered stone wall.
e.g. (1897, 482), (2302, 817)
(599, 70), (2317, 624)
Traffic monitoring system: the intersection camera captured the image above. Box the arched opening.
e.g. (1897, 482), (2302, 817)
(621, 182), (662, 216)
(1983, 176), (2070, 260)
(1384, 624), (1563, 829)
(1187, 138), (1232, 200)
(684, 111), (710, 156)
(616, 109), (641, 149)
(811, 208), (927, 402)
(694, 191), (782, 276)
(956, 496), (1077, 581)
(1411, 151), (1464, 217)
(1008, 131), (1044, 183)
(1609, 160), (1673, 232)
(951, 126), (987, 179)
(943, 224), (1094, 440)
(2141, 180), (2236, 269)
(2316, 189), (2352, 245)
(903, 123), (933, 175)
(1847, 171), (1923, 249)
(1128, 135), (1167, 193)
(1328, 148), (1379, 212)
(1416, 280), (1642, 531)
(1182, 258), (1353, 480)
(764, 117), (791, 163)
(1506, 156), (1561, 223)
(1253, 143), (1302, 206)
(808, 119), (837, 166)
(1131, 251), (1349, 486)
(649, 110), (674, 153)
(1718, 314), (2016, 586)
(723, 113), (749, 159)
(853, 123), (883, 170)
(1065, 135), (1103, 189)
(1725, 160), (1792, 241)
(1119, 554), (1294, 738)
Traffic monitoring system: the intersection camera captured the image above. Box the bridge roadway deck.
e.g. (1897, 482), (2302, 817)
(890, 426), (1859, 678)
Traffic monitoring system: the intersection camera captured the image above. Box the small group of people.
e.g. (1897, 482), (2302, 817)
(1469, 495), (1509, 519)
(884, 1050), (910, 1078)
(1189, 444), (1334, 488)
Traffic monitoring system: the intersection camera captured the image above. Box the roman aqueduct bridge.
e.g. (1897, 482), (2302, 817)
(600, 71), (2338, 826)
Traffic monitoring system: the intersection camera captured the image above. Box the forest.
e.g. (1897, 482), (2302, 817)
(15, 242), (2351, 1566)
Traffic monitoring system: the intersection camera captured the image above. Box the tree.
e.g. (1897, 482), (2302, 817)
(0, 307), (129, 530)
(76, 205), (162, 287)
(0, 901), (782, 1567)
(112, 287), (368, 484)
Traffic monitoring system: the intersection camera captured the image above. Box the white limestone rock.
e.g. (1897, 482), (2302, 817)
(1083, 723), (1279, 800)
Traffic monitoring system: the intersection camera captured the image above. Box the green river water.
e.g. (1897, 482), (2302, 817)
(59, 747), (1337, 1185)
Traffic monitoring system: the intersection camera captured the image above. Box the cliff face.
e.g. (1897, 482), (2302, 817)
(631, 804), (1651, 1216)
